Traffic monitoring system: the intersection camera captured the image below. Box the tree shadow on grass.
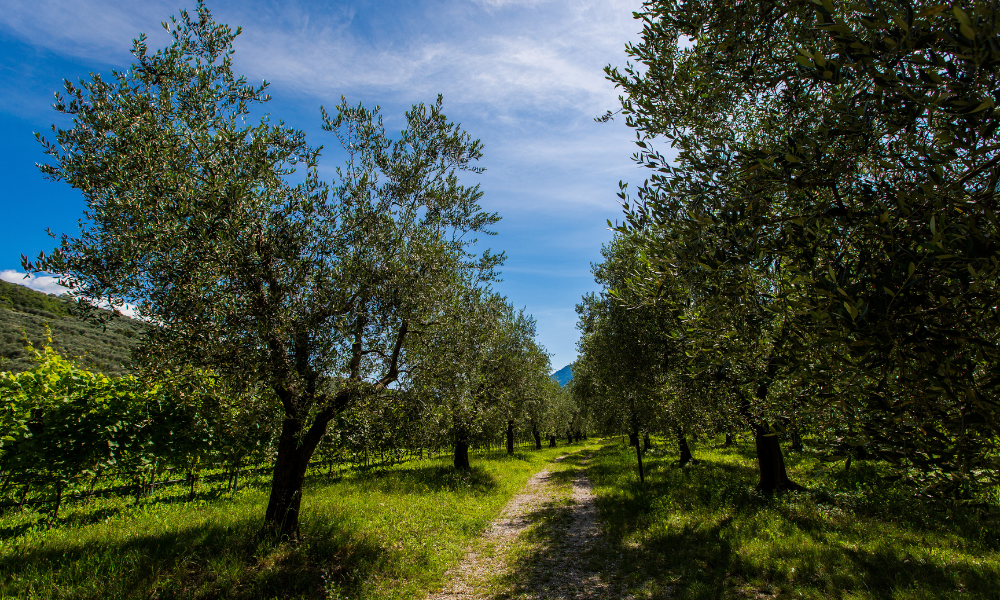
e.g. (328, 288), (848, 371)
(0, 508), (391, 600)
(588, 444), (1000, 600)
(342, 463), (500, 496)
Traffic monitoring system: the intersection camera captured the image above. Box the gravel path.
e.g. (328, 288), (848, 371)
(426, 452), (616, 600)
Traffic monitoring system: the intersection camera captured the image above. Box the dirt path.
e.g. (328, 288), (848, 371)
(426, 451), (618, 600)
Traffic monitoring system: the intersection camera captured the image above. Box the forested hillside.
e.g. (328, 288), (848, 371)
(0, 279), (141, 374)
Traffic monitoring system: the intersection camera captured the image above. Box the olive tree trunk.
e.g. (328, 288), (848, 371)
(454, 428), (471, 469)
(678, 432), (693, 466)
(753, 426), (801, 492)
(264, 418), (315, 539)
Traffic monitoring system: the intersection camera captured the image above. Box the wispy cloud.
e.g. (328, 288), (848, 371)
(232, 0), (639, 115)
(0, 0), (175, 63)
(0, 0), (639, 115)
(0, 0), (646, 369)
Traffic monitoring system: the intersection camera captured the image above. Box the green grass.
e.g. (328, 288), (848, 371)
(0, 442), (591, 599)
(587, 438), (1000, 599)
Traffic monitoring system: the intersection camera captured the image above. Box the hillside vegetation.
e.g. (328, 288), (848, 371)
(0, 279), (141, 375)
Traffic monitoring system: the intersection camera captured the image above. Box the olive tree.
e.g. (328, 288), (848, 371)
(404, 285), (544, 469)
(607, 0), (1000, 494)
(24, 2), (501, 537)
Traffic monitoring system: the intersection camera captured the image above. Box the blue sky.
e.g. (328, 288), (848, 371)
(0, 0), (645, 370)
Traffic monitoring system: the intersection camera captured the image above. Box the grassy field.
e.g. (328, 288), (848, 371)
(587, 437), (1000, 600)
(0, 442), (591, 600)
(6, 437), (997, 599)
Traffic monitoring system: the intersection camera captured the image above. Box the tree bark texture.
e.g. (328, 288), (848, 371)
(264, 418), (316, 539)
(506, 420), (514, 455)
(532, 427), (542, 450)
(549, 435), (557, 448)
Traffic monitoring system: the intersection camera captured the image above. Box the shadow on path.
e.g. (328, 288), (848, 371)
(498, 452), (621, 600)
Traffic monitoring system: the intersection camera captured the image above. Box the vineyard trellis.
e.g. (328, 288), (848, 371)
(1, 340), (582, 523)
(0, 426), (572, 517)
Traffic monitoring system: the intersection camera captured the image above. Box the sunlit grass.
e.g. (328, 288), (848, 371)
(587, 437), (1000, 599)
(0, 442), (591, 599)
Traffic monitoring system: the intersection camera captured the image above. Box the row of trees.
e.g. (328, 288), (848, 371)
(0, 331), (576, 516)
(574, 0), (1000, 497)
(16, 2), (580, 538)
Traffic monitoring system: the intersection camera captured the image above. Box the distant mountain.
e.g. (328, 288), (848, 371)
(0, 279), (143, 375)
(550, 364), (573, 386)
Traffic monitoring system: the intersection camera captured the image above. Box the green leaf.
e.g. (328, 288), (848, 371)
(970, 99), (994, 113)
(953, 7), (972, 28)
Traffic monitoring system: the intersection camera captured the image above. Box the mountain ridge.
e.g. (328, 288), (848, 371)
(550, 363), (573, 386)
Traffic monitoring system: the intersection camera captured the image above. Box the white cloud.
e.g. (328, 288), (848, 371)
(230, 0), (639, 116)
(0, 0), (638, 108)
(0, 0), (175, 63)
(1, 268), (69, 295)
(0, 269), (137, 318)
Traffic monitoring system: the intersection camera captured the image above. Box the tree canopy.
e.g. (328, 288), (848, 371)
(578, 0), (1000, 496)
(23, 1), (523, 537)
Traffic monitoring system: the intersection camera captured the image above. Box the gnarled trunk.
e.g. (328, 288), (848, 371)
(264, 418), (316, 539)
(506, 420), (514, 455)
(549, 434), (557, 448)
(532, 426), (542, 450)
(454, 428), (470, 469)
(754, 426), (800, 492)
